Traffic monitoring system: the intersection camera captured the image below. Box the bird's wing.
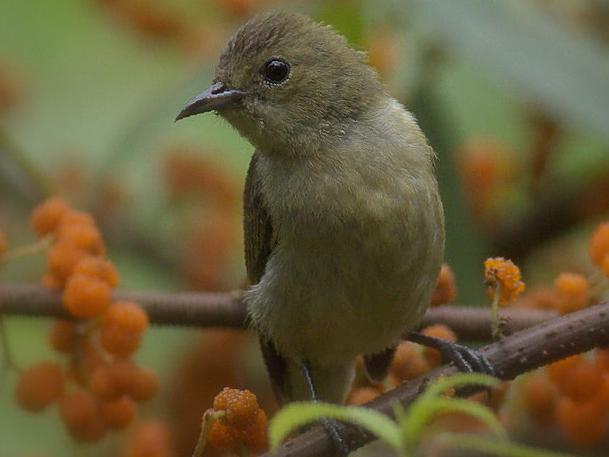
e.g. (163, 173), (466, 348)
(364, 346), (397, 384)
(244, 151), (288, 404)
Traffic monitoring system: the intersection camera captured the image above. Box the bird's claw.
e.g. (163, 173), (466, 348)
(405, 332), (495, 376)
(438, 341), (495, 376)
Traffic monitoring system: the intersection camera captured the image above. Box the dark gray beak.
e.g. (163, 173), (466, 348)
(175, 81), (246, 121)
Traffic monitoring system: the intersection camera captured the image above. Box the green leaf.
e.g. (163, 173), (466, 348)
(418, 373), (500, 401)
(438, 433), (576, 457)
(399, 373), (502, 450)
(414, 0), (609, 144)
(268, 402), (402, 452)
(402, 397), (506, 449)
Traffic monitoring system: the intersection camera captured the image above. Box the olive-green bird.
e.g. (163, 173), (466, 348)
(177, 11), (490, 454)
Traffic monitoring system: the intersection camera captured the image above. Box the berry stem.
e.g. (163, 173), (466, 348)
(490, 285), (502, 341)
(1, 236), (52, 263)
(192, 409), (226, 457)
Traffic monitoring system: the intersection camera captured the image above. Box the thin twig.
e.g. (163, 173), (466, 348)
(0, 283), (556, 340)
(262, 300), (609, 457)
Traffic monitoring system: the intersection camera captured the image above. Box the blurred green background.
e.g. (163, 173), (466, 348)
(1, 0), (609, 456)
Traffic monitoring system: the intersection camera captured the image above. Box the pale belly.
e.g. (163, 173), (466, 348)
(245, 210), (441, 365)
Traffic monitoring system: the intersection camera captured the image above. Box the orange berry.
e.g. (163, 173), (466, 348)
(63, 273), (111, 318)
(554, 272), (590, 314)
(546, 355), (583, 386)
(56, 210), (95, 231)
(48, 320), (77, 353)
(555, 358), (604, 402)
(514, 286), (560, 310)
(128, 367), (159, 402)
(208, 420), (238, 451)
(213, 387), (261, 428)
(100, 326), (141, 356)
(59, 391), (108, 443)
(421, 324), (457, 366)
(240, 409), (269, 454)
(602, 254), (609, 278)
(100, 302), (149, 356)
(589, 222), (609, 266)
(70, 414), (108, 443)
(107, 359), (139, 392)
(46, 240), (88, 287)
(457, 140), (516, 222)
(556, 396), (606, 447)
(103, 359), (158, 402)
(595, 348), (609, 371)
(56, 222), (104, 255)
(346, 386), (382, 405)
(90, 366), (121, 401)
(0, 229), (7, 258)
(104, 302), (149, 332)
(73, 256), (119, 287)
(122, 421), (175, 457)
(390, 341), (430, 382)
(484, 257), (526, 305)
(58, 390), (98, 429)
(100, 395), (137, 429)
(521, 372), (557, 425)
(431, 263), (457, 306)
(30, 197), (71, 237)
(15, 362), (64, 412)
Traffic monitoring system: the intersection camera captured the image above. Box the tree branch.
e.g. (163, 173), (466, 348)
(263, 300), (609, 457)
(0, 283), (555, 340)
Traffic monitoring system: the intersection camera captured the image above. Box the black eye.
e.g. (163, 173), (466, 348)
(263, 59), (290, 84)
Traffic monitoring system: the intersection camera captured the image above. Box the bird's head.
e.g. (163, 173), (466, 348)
(176, 12), (384, 154)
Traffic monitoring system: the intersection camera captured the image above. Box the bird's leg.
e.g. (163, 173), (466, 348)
(301, 361), (351, 456)
(405, 332), (495, 376)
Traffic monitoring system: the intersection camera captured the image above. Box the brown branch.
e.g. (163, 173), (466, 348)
(264, 300), (609, 457)
(0, 283), (555, 340)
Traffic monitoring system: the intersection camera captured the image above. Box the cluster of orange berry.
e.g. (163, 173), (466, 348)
(522, 350), (609, 448)
(457, 139), (518, 226)
(515, 222), (609, 315)
(15, 197), (158, 442)
(203, 387), (268, 455)
(163, 150), (240, 291)
(484, 257), (526, 306)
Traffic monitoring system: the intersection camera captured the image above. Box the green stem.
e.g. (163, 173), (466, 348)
(1, 236), (51, 263)
(192, 410), (226, 457)
(491, 285), (502, 341)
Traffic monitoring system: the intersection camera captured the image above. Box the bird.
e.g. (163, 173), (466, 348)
(175, 11), (474, 452)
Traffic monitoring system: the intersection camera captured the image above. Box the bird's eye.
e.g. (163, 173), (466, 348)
(263, 59), (290, 84)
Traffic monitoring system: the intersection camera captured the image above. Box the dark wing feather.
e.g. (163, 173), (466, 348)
(244, 151), (288, 404)
(364, 346), (397, 384)
(244, 151), (274, 285)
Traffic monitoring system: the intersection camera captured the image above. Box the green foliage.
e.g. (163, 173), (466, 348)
(413, 0), (609, 144)
(268, 373), (572, 456)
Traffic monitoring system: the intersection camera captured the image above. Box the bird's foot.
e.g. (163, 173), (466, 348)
(406, 332), (495, 375)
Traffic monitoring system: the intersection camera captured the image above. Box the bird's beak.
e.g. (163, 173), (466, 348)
(175, 81), (246, 121)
